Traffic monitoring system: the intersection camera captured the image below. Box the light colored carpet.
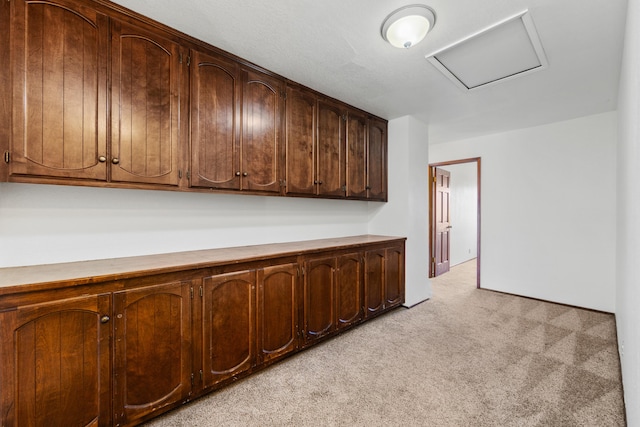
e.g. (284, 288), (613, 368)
(144, 259), (625, 426)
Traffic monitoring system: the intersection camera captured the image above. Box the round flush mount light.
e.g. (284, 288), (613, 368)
(381, 5), (436, 49)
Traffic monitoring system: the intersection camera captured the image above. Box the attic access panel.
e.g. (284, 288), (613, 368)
(426, 10), (548, 91)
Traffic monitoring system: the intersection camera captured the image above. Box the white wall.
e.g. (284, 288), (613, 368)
(616, 0), (640, 422)
(0, 183), (371, 267)
(369, 116), (431, 307)
(430, 111), (617, 312)
(442, 162), (477, 266)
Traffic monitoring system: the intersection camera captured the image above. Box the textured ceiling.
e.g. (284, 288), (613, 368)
(109, 0), (628, 144)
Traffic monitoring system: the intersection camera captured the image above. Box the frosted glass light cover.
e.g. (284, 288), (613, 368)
(386, 15), (431, 48)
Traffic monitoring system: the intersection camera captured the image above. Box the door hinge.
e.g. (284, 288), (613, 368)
(190, 287), (194, 299)
(432, 176), (437, 183)
(179, 170), (182, 179)
(280, 90), (287, 100)
(190, 372), (194, 386)
(280, 179), (286, 188)
(3, 151), (9, 164)
(187, 170), (191, 180)
(187, 55), (191, 66)
(341, 185), (346, 192)
(341, 114), (347, 122)
(179, 52), (183, 64)
(200, 286), (203, 298)
(199, 370), (204, 382)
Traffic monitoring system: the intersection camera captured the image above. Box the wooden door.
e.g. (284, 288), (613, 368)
(258, 263), (298, 364)
(303, 257), (336, 342)
(190, 50), (241, 189)
(241, 68), (284, 193)
(285, 85), (317, 195)
(367, 117), (387, 201)
(336, 253), (363, 329)
(0, 294), (111, 427)
(111, 20), (181, 186)
(364, 249), (385, 317)
(385, 246), (405, 307)
(113, 281), (192, 426)
(316, 99), (346, 197)
(202, 270), (256, 389)
(346, 111), (367, 199)
(10, 0), (109, 180)
(434, 167), (451, 276)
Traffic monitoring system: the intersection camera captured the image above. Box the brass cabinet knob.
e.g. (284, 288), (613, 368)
(100, 315), (110, 324)
(112, 158), (120, 165)
(98, 156), (107, 163)
(235, 171), (241, 176)
(242, 172), (248, 177)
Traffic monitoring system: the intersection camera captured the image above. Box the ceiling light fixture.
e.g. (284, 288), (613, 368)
(381, 5), (436, 49)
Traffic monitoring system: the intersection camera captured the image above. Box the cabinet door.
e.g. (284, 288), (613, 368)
(241, 68), (284, 193)
(336, 253), (363, 330)
(316, 99), (346, 197)
(367, 117), (387, 201)
(10, 0), (108, 180)
(202, 270), (256, 389)
(258, 263), (299, 363)
(364, 249), (385, 317)
(285, 85), (316, 195)
(111, 20), (181, 186)
(346, 111), (368, 199)
(190, 50), (241, 189)
(113, 281), (192, 426)
(0, 294), (111, 427)
(304, 257), (336, 342)
(385, 246), (405, 307)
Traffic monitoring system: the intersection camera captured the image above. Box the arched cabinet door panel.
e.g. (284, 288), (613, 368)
(190, 50), (241, 190)
(110, 20), (181, 186)
(113, 281), (192, 426)
(385, 246), (405, 307)
(316, 99), (347, 197)
(346, 111), (368, 199)
(367, 117), (388, 201)
(11, 0), (108, 180)
(258, 263), (299, 363)
(364, 249), (385, 317)
(304, 257), (336, 342)
(285, 85), (317, 196)
(241, 69), (284, 193)
(202, 270), (256, 389)
(0, 294), (111, 426)
(336, 253), (363, 329)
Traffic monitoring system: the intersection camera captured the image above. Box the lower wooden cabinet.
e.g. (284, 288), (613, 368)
(0, 236), (404, 427)
(113, 281), (193, 426)
(258, 263), (299, 364)
(201, 271), (256, 389)
(0, 294), (112, 427)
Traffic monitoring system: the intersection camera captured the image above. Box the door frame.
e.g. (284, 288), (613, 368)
(428, 157), (481, 288)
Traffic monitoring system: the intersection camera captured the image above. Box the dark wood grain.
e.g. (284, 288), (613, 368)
(11, 0), (108, 180)
(304, 257), (336, 342)
(285, 85), (317, 195)
(364, 249), (385, 317)
(346, 111), (367, 199)
(367, 117), (388, 201)
(190, 49), (240, 189)
(113, 281), (192, 426)
(316, 99), (346, 197)
(258, 263), (298, 363)
(336, 253), (363, 329)
(202, 270), (256, 388)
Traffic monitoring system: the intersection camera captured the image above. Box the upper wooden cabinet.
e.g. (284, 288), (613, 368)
(285, 85), (317, 196)
(110, 19), (182, 186)
(10, 0), (109, 180)
(3, 0), (387, 201)
(190, 51), (284, 194)
(367, 117), (388, 201)
(346, 110), (368, 199)
(190, 50), (241, 190)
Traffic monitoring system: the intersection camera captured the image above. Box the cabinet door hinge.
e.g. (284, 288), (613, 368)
(190, 287), (194, 299)
(179, 52), (183, 64)
(341, 114), (347, 122)
(190, 372), (194, 386)
(200, 286), (203, 298)
(199, 370), (204, 382)
(187, 55), (191, 66)
(341, 185), (346, 192)
(280, 90), (287, 100)
(3, 151), (9, 164)
(280, 179), (286, 188)
(179, 170), (182, 179)
(187, 170), (191, 180)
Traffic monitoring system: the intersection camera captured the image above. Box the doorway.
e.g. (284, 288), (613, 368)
(428, 157), (481, 288)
